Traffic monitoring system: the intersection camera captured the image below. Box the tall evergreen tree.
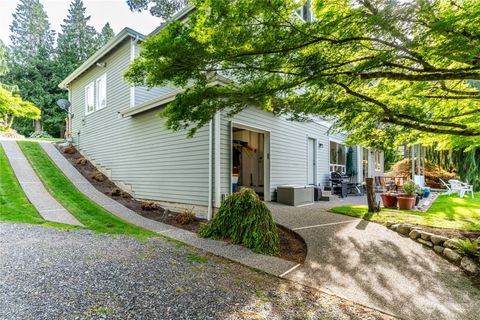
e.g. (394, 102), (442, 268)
(56, 0), (99, 80)
(6, 0), (63, 136)
(98, 22), (115, 47)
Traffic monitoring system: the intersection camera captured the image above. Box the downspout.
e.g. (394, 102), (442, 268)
(207, 119), (213, 220)
(214, 112), (221, 208)
(411, 144), (415, 180)
(130, 35), (140, 108)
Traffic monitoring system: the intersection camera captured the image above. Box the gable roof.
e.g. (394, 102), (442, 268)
(58, 27), (145, 89)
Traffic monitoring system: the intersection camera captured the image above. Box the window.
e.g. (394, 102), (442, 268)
(330, 141), (346, 173)
(96, 74), (107, 110)
(85, 82), (95, 114)
(296, 0), (313, 22)
(375, 151), (382, 171)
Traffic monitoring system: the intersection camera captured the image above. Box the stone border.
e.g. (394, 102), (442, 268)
(386, 222), (479, 276)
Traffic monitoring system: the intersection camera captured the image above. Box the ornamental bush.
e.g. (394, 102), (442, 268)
(199, 188), (279, 255)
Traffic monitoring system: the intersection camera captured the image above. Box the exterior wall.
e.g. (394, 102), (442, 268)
(69, 38), (211, 211)
(220, 107), (334, 199)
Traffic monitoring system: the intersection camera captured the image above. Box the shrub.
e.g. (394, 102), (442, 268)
(141, 201), (159, 211)
(452, 237), (480, 257)
(63, 145), (76, 154)
(29, 131), (52, 139)
(402, 181), (416, 196)
(176, 208), (196, 225)
(199, 188), (279, 255)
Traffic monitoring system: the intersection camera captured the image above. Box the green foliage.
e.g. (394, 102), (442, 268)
(29, 131), (52, 139)
(402, 181), (416, 197)
(199, 188), (279, 255)
(452, 237), (480, 257)
(0, 86), (41, 129)
(126, 0), (480, 149)
(126, 0), (189, 19)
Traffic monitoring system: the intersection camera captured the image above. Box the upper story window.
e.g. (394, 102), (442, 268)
(296, 0), (313, 22)
(85, 82), (95, 115)
(96, 74), (107, 110)
(84, 73), (107, 115)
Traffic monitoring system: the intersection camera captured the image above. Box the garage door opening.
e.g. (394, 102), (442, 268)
(232, 126), (268, 200)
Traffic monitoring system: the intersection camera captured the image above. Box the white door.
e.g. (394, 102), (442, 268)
(307, 138), (316, 185)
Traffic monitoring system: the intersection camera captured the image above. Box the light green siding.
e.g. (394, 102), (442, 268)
(69, 38), (211, 207)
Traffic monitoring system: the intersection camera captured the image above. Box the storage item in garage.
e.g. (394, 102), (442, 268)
(276, 185), (314, 206)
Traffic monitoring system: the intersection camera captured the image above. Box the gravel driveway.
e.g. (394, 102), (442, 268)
(0, 223), (392, 320)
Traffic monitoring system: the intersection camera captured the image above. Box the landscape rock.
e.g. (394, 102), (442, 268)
(409, 229), (422, 240)
(420, 232), (434, 241)
(443, 248), (462, 264)
(396, 224), (412, 235)
(90, 170), (105, 182)
(460, 257), (480, 276)
(433, 246), (444, 254)
(141, 201), (159, 211)
(386, 221), (395, 228)
(417, 239), (433, 248)
(444, 239), (458, 250)
(108, 188), (121, 197)
(431, 235), (449, 246)
(390, 224), (399, 231)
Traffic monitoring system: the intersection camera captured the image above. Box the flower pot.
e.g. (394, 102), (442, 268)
(381, 194), (398, 208)
(423, 188), (430, 198)
(397, 196), (416, 210)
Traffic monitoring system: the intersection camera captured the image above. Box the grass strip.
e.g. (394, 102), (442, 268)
(0, 144), (69, 228)
(18, 141), (156, 237)
(331, 193), (480, 231)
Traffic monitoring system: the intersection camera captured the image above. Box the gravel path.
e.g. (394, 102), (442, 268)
(0, 223), (393, 320)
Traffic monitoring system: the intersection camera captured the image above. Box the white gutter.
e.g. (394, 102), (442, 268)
(207, 119), (213, 220)
(214, 112), (221, 208)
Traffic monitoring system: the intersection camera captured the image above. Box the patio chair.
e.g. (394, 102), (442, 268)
(448, 179), (474, 198)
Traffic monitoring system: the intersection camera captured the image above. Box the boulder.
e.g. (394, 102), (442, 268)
(433, 245), (444, 254)
(417, 239), (433, 248)
(409, 229), (422, 240)
(390, 224), (400, 231)
(460, 257), (479, 276)
(386, 221), (395, 228)
(430, 235), (449, 246)
(396, 224), (412, 235)
(443, 248), (462, 264)
(443, 239), (458, 250)
(76, 157), (87, 165)
(420, 232), (434, 241)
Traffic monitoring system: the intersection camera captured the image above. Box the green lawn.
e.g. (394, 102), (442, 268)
(331, 193), (480, 231)
(18, 141), (156, 237)
(26, 138), (64, 142)
(0, 144), (68, 228)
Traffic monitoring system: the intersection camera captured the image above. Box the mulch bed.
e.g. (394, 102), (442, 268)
(55, 143), (306, 264)
(417, 226), (480, 241)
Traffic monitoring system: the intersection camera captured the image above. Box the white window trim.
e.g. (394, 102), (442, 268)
(96, 73), (107, 110)
(85, 81), (95, 115)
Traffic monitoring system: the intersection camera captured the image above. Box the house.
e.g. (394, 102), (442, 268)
(59, 13), (384, 219)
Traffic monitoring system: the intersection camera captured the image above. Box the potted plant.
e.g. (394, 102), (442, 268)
(398, 181), (416, 210)
(380, 192), (398, 208)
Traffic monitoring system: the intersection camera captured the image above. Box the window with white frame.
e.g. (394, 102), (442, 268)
(296, 0), (313, 22)
(96, 74), (107, 110)
(375, 151), (382, 171)
(85, 82), (95, 114)
(330, 141), (346, 173)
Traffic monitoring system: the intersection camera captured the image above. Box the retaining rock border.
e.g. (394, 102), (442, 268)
(386, 221), (480, 276)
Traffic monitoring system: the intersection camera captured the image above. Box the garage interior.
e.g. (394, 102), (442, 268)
(232, 127), (265, 199)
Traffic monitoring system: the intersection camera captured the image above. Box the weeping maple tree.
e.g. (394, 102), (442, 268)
(125, 0), (480, 151)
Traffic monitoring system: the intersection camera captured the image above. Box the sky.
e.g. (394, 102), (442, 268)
(0, 0), (162, 45)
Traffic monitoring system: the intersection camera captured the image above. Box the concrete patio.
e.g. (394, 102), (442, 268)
(268, 200), (480, 320)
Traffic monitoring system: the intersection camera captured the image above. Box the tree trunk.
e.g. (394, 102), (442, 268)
(7, 116), (15, 129)
(34, 119), (42, 132)
(366, 178), (380, 213)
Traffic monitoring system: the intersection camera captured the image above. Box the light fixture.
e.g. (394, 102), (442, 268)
(96, 62), (106, 68)
(318, 143), (324, 148)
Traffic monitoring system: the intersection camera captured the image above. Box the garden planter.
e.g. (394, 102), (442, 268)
(397, 196), (416, 210)
(381, 194), (398, 208)
(423, 188), (431, 198)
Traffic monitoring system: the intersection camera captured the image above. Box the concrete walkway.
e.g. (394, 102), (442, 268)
(268, 201), (480, 320)
(39, 142), (296, 276)
(1, 141), (82, 226)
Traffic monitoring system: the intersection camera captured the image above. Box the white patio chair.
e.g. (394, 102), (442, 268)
(448, 179), (474, 198)
(439, 178), (454, 195)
